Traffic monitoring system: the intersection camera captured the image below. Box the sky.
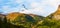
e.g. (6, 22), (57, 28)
(0, 0), (60, 17)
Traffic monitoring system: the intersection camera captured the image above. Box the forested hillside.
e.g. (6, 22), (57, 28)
(0, 5), (60, 28)
(0, 12), (60, 28)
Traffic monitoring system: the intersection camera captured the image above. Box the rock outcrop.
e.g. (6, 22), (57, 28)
(53, 5), (60, 20)
(47, 5), (60, 20)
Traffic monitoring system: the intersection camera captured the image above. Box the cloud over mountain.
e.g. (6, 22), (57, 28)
(0, 0), (60, 17)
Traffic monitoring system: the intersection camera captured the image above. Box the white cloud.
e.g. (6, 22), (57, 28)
(2, 5), (19, 13)
(23, 0), (60, 17)
(2, 6), (10, 11)
(1, 0), (60, 17)
(15, 0), (24, 4)
(47, 0), (60, 6)
(19, 7), (45, 16)
(30, 2), (40, 8)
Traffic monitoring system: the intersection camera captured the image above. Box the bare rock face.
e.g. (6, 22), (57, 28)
(52, 5), (60, 20)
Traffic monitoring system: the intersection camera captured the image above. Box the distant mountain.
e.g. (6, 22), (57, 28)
(6, 12), (45, 25)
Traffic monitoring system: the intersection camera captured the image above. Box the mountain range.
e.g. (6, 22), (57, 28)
(0, 5), (60, 26)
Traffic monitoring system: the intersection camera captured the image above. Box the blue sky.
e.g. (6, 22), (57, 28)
(0, 0), (60, 17)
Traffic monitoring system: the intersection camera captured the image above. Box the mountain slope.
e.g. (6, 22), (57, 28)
(46, 5), (60, 20)
(6, 12), (45, 26)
